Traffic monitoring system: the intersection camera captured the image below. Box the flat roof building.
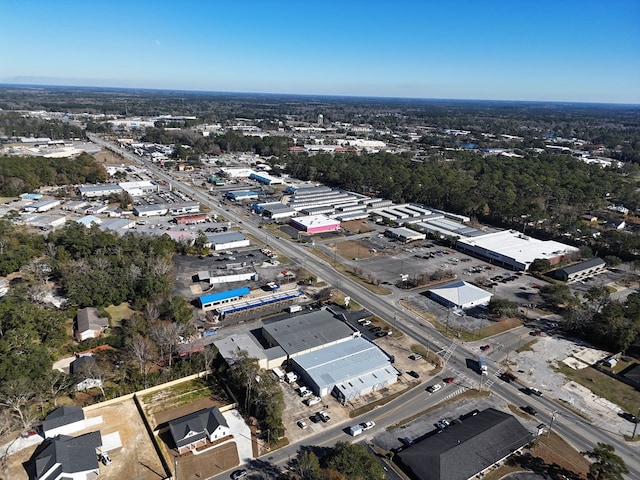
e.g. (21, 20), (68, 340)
(290, 215), (340, 234)
(199, 286), (251, 311)
(205, 231), (250, 251)
(457, 230), (579, 271)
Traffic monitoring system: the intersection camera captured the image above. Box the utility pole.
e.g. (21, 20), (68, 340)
(633, 407), (640, 439)
(548, 410), (558, 437)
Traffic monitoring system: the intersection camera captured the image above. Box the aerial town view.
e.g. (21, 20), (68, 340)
(1, 1), (639, 480)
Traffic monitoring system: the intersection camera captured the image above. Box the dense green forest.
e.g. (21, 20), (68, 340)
(142, 128), (294, 159)
(0, 153), (107, 196)
(0, 111), (84, 139)
(284, 150), (640, 254)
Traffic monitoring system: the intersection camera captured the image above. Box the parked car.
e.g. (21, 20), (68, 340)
(407, 370), (420, 378)
(99, 452), (112, 466)
(522, 405), (538, 416)
(306, 396), (321, 406)
(427, 384), (442, 393)
(409, 354), (422, 361)
(317, 410), (331, 423)
(435, 419), (450, 430)
(619, 412), (640, 424)
(297, 420), (308, 429)
(231, 469), (247, 479)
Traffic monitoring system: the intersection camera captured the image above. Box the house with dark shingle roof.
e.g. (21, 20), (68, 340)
(33, 430), (102, 480)
(42, 406), (86, 439)
(396, 408), (533, 480)
(75, 307), (110, 342)
(169, 407), (230, 454)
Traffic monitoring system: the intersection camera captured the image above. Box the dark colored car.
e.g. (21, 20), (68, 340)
(522, 406), (538, 416)
(443, 377), (455, 383)
(407, 370), (420, 378)
(480, 344), (490, 351)
(620, 412), (640, 424)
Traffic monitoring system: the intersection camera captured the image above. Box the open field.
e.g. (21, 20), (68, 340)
(103, 302), (136, 325)
(340, 219), (376, 234)
(554, 362), (640, 414)
(336, 239), (376, 260)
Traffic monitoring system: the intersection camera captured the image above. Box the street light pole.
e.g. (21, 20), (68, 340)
(633, 407), (640, 439)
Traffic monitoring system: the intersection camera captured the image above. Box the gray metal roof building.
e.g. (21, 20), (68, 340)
(291, 336), (398, 399)
(262, 309), (354, 357)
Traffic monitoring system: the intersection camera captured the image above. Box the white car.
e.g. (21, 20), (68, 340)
(297, 420), (308, 429)
(361, 320), (371, 326)
(427, 384), (442, 393)
(306, 396), (321, 406)
(360, 421), (375, 431)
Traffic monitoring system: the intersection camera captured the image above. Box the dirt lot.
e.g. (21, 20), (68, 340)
(340, 219), (376, 234)
(5, 398), (168, 480)
(335, 239), (377, 261)
(93, 149), (129, 165)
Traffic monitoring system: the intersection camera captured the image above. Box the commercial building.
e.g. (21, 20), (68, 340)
(396, 408), (532, 480)
(252, 202), (298, 220)
(428, 280), (493, 310)
(23, 199), (61, 213)
(205, 231), (250, 251)
(385, 227), (426, 243)
(290, 215), (340, 234)
(552, 257), (607, 283)
(175, 213), (208, 225)
(249, 172), (284, 185)
(169, 202), (200, 215)
(199, 287), (251, 311)
(457, 230), (579, 271)
(226, 190), (259, 201)
(119, 180), (158, 197)
(78, 184), (124, 198)
(133, 204), (169, 217)
(262, 309), (354, 358)
(292, 336), (398, 400)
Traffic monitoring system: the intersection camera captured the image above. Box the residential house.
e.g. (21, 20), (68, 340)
(75, 308), (110, 342)
(169, 407), (230, 454)
(34, 431), (102, 480)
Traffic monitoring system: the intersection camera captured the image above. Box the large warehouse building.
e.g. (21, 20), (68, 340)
(457, 230), (579, 271)
(292, 336), (398, 401)
(262, 309), (398, 401)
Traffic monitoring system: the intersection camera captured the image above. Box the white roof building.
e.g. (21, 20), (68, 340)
(457, 230), (579, 271)
(428, 280), (493, 310)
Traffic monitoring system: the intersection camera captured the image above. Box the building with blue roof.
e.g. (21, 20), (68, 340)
(199, 287), (250, 311)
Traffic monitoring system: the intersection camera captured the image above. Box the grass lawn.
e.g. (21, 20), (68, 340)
(309, 246), (391, 295)
(140, 377), (215, 415)
(104, 302), (135, 326)
(554, 362), (640, 414)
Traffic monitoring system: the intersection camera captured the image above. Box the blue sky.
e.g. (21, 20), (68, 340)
(1, 0), (639, 103)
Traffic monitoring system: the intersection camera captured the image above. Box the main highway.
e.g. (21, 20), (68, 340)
(89, 134), (638, 479)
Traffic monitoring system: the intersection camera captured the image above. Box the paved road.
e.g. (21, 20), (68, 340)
(89, 135), (638, 480)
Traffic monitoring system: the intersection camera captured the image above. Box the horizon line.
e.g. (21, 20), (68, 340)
(1, 82), (639, 108)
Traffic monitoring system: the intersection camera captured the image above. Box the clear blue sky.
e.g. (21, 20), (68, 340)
(1, 0), (639, 103)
